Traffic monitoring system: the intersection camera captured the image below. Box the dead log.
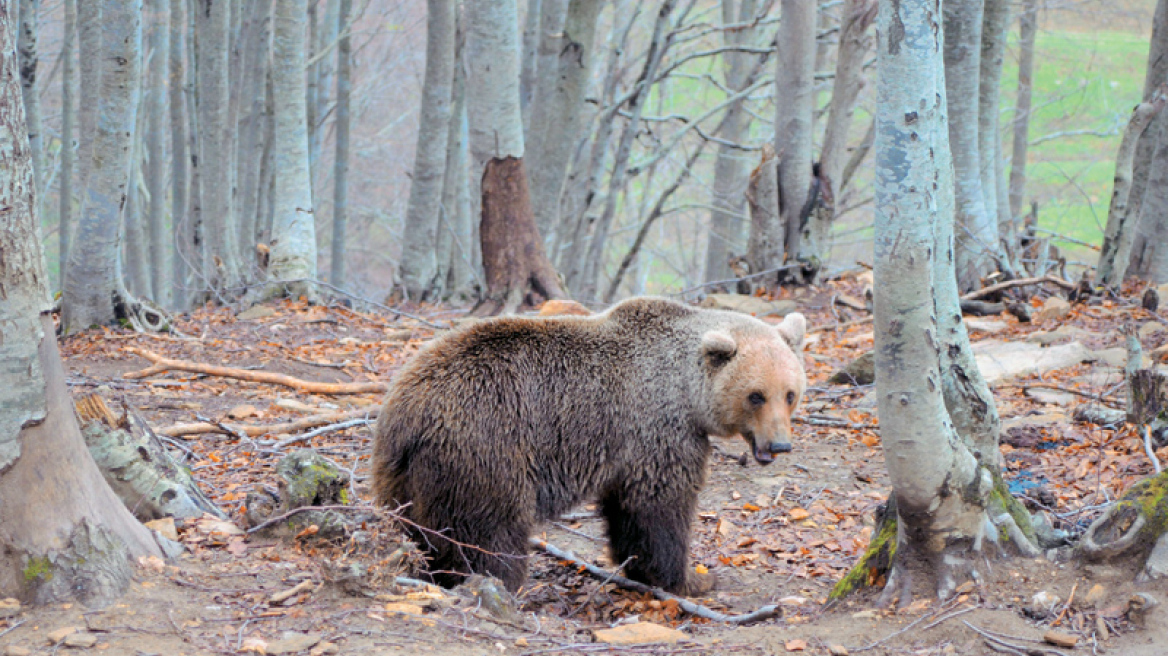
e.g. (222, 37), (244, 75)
(76, 394), (225, 521)
(123, 347), (387, 395)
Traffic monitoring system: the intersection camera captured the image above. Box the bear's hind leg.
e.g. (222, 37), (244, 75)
(422, 517), (533, 592)
(600, 491), (709, 595)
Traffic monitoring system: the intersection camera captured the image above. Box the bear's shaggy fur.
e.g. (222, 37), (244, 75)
(372, 297), (806, 594)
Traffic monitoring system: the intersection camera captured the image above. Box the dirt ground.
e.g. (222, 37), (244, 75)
(3, 280), (1168, 655)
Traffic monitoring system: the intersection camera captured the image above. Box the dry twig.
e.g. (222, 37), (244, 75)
(159, 406), (380, 438)
(123, 347), (387, 395)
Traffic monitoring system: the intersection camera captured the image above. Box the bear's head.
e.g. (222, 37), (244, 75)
(702, 313), (807, 465)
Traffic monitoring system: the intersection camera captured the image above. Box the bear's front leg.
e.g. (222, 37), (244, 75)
(600, 491), (714, 596)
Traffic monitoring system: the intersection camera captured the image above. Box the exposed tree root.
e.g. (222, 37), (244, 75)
(531, 539), (779, 624)
(830, 477), (1044, 606)
(122, 347), (387, 395)
(959, 274), (1075, 302)
(1079, 471), (1168, 579)
(158, 406), (380, 438)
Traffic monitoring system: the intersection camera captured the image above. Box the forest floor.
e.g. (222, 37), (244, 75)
(4, 276), (1168, 655)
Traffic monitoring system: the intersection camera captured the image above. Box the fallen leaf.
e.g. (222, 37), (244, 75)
(789, 508), (810, 521)
(785, 639), (808, 651)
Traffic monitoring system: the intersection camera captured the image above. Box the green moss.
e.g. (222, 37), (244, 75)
(339, 488), (350, 505)
(990, 471), (1037, 544)
(23, 556), (53, 583)
(829, 502), (898, 603)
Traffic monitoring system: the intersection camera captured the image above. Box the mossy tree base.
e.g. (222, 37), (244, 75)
(829, 471), (1044, 606)
(1080, 471), (1168, 579)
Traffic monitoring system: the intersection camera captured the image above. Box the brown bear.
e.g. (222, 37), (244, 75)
(371, 297), (806, 595)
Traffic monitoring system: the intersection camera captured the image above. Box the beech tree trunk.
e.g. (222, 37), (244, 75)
(196, 0), (241, 289)
(0, 6), (162, 603)
(59, 0), (76, 286)
(398, 0), (455, 299)
(702, 0), (759, 284)
(1007, 0), (1037, 221)
(147, 0), (170, 306)
(62, 0), (146, 334)
(465, 0), (564, 314)
(330, 0), (351, 288)
(944, 0), (998, 291)
(169, 0), (189, 309)
(746, 144), (782, 285)
(234, 0), (273, 271)
(438, 27), (474, 300)
(525, 0), (602, 244)
(17, 0), (42, 202)
(265, 0), (317, 296)
(1126, 0), (1168, 280)
(1098, 96), (1167, 286)
(775, 0), (817, 280)
(978, 0), (1010, 243)
(870, 0), (998, 601)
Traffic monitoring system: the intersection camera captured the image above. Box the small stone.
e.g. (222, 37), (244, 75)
(144, 517), (179, 542)
(457, 575), (516, 622)
(383, 602), (425, 615)
(227, 404), (259, 420)
(829, 351), (875, 386)
(237, 304), (277, 321)
(1042, 630), (1078, 648)
(514, 637), (529, 648)
(1024, 388), (1075, 406)
(851, 609), (878, 619)
(828, 645), (849, 656)
(266, 632), (323, 655)
(63, 633), (98, 649)
(593, 622), (688, 645)
(1144, 533), (1168, 580)
(1034, 297), (1071, 324)
(6, 646), (32, 656)
(1082, 583), (1107, 609)
(0, 597), (20, 618)
(1145, 288), (1162, 313)
(964, 319), (1008, 334)
(47, 626), (80, 645)
(309, 643), (339, 656)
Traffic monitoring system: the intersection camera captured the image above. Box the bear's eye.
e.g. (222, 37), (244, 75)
(786, 391), (797, 406)
(748, 392), (766, 407)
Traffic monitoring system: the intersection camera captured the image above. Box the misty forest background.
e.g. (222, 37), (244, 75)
(23, 0), (1164, 320)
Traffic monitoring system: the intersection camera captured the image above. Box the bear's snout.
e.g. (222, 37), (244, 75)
(745, 431), (793, 465)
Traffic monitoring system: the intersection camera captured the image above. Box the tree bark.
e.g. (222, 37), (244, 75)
(526, 0), (602, 243)
(195, 0), (241, 289)
(234, 0), (272, 272)
(265, 0), (317, 296)
(944, 0), (998, 291)
(330, 0), (351, 288)
(465, 0), (564, 314)
(0, 6), (162, 602)
(702, 0), (760, 284)
(871, 0), (997, 600)
(775, 0), (817, 280)
(62, 0), (146, 334)
(169, 0), (190, 309)
(434, 16), (473, 300)
(747, 145), (782, 286)
(59, 0), (76, 287)
(308, 0), (337, 195)
(1098, 95), (1167, 286)
(147, 0), (170, 306)
(978, 0), (1010, 242)
(519, 0), (542, 133)
(17, 0), (42, 203)
(398, 0), (455, 299)
(1007, 0), (1037, 221)
(1127, 0), (1168, 280)
(76, 0), (102, 207)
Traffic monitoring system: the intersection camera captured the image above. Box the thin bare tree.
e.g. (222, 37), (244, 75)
(264, 0), (317, 297)
(775, 0), (817, 282)
(331, 0), (352, 288)
(398, 0), (455, 300)
(59, 0), (77, 285)
(169, 0), (190, 308)
(1007, 0), (1037, 220)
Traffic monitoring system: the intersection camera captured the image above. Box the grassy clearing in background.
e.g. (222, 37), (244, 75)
(1007, 27), (1150, 266)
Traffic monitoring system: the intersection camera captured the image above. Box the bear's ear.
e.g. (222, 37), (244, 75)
(701, 330), (738, 365)
(777, 312), (806, 352)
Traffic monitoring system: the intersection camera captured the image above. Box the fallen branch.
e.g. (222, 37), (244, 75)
(530, 538), (779, 624)
(961, 275), (1075, 302)
(809, 316), (873, 334)
(159, 406), (380, 438)
(123, 347), (387, 395)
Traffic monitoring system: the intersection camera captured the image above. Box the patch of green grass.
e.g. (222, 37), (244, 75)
(1004, 28), (1151, 263)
